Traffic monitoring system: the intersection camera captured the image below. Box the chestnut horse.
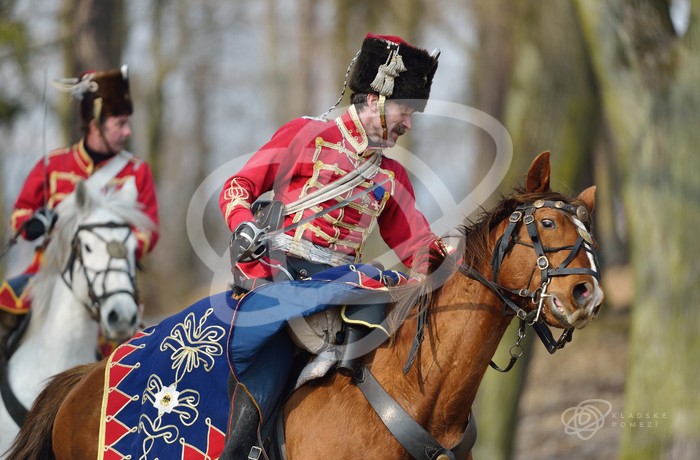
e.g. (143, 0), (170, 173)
(7, 152), (604, 459)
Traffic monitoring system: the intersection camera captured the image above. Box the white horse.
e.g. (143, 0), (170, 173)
(0, 179), (153, 454)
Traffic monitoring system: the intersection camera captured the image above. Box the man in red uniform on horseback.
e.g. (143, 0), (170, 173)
(219, 33), (450, 459)
(0, 66), (159, 354)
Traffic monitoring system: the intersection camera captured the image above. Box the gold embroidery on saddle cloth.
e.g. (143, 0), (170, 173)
(97, 308), (226, 460)
(138, 309), (226, 459)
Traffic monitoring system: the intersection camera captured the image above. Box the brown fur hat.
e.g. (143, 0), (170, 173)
(79, 65), (133, 124)
(348, 34), (439, 111)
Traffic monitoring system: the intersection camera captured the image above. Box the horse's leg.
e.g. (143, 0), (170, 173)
(52, 360), (107, 460)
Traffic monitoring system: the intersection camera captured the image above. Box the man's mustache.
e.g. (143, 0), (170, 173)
(394, 125), (406, 136)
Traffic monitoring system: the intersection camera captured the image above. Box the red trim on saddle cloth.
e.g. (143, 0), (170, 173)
(0, 250), (41, 314)
(99, 333), (146, 458)
(0, 281), (31, 314)
(180, 420), (226, 460)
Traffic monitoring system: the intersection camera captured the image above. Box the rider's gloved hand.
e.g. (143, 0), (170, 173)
(232, 220), (268, 262)
(24, 208), (58, 241)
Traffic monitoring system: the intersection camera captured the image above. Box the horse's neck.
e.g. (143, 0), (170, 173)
(10, 276), (98, 393)
(383, 272), (513, 442)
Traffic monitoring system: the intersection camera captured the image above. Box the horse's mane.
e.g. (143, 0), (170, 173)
(387, 186), (589, 337)
(27, 184), (154, 319)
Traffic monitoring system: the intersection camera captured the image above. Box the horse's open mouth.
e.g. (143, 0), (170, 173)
(547, 295), (572, 327)
(547, 295), (596, 329)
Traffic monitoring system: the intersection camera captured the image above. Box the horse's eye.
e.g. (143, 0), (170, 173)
(541, 219), (556, 229)
(83, 243), (92, 253)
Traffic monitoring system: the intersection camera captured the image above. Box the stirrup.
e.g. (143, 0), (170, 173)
(337, 326), (364, 377)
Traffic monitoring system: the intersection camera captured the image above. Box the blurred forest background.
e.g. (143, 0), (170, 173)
(1, 0), (699, 459)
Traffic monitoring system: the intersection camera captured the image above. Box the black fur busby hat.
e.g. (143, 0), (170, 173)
(348, 33), (439, 111)
(80, 65), (133, 124)
(53, 65), (133, 126)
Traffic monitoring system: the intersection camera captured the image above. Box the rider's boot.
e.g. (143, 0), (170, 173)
(337, 302), (388, 377)
(220, 379), (263, 460)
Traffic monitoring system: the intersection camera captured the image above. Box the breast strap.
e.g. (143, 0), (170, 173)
(353, 365), (477, 460)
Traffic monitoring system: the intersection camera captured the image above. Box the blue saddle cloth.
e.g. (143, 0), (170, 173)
(100, 292), (235, 458)
(229, 263), (408, 425)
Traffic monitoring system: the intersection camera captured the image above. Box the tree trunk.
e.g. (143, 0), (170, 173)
(469, 1), (599, 458)
(575, 0), (700, 457)
(58, 0), (126, 142)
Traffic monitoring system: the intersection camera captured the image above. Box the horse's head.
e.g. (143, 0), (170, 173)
(488, 152), (604, 333)
(50, 179), (153, 342)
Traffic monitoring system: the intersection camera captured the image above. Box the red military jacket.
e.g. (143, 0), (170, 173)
(11, 139), (160, 259)
(219, 105), (446, 282)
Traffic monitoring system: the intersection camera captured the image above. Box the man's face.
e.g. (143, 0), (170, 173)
(95, 114), (132, 153)
(381, 101), (415, 147)
(365, 96), (416, 148)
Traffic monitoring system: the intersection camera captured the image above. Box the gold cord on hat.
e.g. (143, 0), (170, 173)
(370, 46), (407, 97)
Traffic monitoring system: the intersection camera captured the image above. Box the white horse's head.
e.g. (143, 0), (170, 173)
(34, 178), (154, 343)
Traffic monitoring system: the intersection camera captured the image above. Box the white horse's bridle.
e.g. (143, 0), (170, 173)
(61, 222), (138, 321)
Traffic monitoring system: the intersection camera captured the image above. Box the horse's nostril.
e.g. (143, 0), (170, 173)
(130, 314), (138, 327)
(107, 310), (119, 326)
(573, 282), (590, 306)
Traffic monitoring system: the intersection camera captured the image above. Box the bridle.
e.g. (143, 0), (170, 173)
(459, 198), (600, 371)
(62, 222), (138, 321)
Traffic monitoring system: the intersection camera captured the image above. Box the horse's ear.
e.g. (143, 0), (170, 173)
(75, 180), (90, 211)
(526, 151), (551, 193)
(577, 186), (596, 213)
(119, 177), (138, 204)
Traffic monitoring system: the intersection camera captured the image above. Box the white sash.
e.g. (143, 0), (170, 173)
(85, 150), (133, 191)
